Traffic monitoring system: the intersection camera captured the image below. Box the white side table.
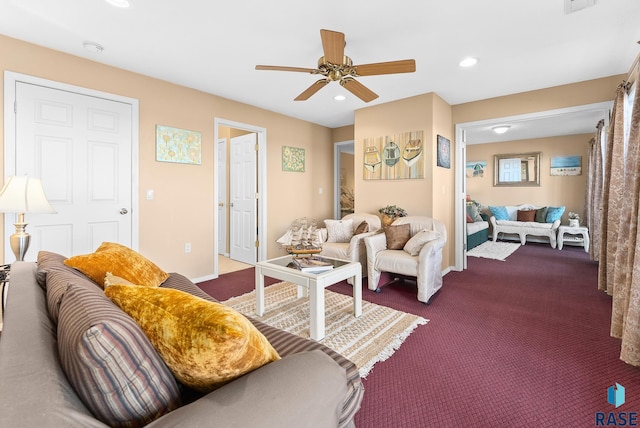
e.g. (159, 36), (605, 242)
(558, 225), (589, 252)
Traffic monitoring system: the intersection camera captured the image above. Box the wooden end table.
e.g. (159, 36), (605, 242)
(255, 255), (362, 341)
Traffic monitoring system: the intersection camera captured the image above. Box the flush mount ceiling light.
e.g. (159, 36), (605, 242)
(334, 94), (346, 101)
(492, 125), (511, 134)
(459, 57), (478, 68)
(83, 41), (104, 54)
(105, 0), (132, 8)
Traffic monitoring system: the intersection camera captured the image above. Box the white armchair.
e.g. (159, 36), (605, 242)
(364, 216), (447, 304)
(318, 213), (382, 282)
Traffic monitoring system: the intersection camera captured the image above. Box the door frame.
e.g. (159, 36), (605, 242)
(213, 118), (267, 278)
(217, 138), (228, 256)
(3, 71), (140, 257)
(333, 140), (354, 219)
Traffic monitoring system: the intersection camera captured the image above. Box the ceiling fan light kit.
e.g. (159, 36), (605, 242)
(256, 29), (416, 103)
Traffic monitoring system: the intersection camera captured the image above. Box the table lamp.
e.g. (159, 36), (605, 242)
(0, 176), (56, 261)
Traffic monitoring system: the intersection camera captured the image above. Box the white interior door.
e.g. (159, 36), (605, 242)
(229, 133), (257, 265)
(9, 81), (133, 260)
(217, 138), (227, 255)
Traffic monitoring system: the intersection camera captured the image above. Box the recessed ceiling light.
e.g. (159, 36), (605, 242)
(83, 41), (104, 54)
(105, 0), (132, 8)
(459, 57), (478, 68)
(334, 95), (346, 101)
(492, 125), (511, 134)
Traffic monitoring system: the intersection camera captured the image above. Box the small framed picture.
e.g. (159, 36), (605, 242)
(437, 135), (450, 169)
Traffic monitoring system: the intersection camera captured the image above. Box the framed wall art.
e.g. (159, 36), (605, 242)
(363, 130), (424, 180)
(156, 125), (202, 165)
(282, 146), (305, 172)
(551, 155), (581, 176)
(436, 135), (450, 169)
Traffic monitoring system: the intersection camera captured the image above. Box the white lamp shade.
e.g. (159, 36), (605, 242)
(0, 176), (56, 214)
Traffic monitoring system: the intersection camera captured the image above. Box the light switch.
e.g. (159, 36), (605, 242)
(319, 187), (323, 195)
(146, 189), (154, 200)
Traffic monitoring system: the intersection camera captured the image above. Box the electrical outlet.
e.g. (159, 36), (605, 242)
(184, 243), (191, 253)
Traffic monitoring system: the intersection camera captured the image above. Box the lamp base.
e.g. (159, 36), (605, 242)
(9, 220), (30, 262)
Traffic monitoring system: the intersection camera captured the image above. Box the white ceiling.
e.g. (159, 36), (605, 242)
(1, 0), (639, 141)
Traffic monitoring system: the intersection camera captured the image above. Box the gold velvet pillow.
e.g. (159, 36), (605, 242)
(105, 285), (280, 393)
(64, 242), (169, 288)
(384, 224), (411, 250)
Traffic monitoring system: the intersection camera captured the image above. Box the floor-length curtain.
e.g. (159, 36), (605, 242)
(598, 84), (627, 295)
(585, 121), (604, 261)
(613, 78), (640, 365)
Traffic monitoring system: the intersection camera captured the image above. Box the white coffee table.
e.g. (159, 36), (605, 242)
(255, 255), (362, 341)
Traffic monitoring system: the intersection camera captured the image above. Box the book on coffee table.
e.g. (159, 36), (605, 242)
(291, 256), (334, 273)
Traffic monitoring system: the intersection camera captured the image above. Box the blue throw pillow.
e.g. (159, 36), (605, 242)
(546, 206), (565, 223)
(489, 206), (509, 221)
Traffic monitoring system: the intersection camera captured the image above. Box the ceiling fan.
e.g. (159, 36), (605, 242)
(255, 29), (416, 103)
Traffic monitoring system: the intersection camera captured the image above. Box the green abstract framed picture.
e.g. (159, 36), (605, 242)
(282, 146), (305, 172)
(156, 125), (202, 165)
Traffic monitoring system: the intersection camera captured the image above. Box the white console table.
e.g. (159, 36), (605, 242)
(558, 225), (589, 252)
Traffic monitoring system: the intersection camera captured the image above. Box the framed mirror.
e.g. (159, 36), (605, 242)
(494, 152), (541, 187)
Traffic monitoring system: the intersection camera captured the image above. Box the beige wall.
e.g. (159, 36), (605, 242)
(453, 75), (623, 124)
(354, 93), (454, 268)
(0, 35), (335, 278)
(466, 134), (592, 221)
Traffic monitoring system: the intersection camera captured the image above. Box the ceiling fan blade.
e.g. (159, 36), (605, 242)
(353, 59), (416, 76)
(340, 77), (378, 103)
(320, 29), (345, 65)
(255, 65), (317, 73)
(294, 79), (330, 101)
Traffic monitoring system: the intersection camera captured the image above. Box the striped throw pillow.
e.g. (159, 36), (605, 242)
(57, 284), (182, 427)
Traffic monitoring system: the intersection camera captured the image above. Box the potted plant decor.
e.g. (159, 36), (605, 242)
(568, 212), (580, 228)
(379, 205), (408, 227)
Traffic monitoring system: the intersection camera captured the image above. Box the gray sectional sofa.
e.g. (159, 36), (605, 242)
(0, 252), (363, 428)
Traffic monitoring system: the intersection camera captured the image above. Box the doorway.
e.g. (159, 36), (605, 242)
(454, 102), (613, 271)
(213, 118), (266, 277)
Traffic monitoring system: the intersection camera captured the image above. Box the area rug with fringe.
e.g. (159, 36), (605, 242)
(222, 281), (428, 377)
(467, 241), (521, 261)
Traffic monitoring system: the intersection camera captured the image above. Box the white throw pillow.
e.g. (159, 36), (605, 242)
(325, 219), (354, 243)
(403, 229), (440, 256)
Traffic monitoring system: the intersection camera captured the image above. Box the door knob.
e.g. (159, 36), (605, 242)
(218, 202), (225, 207)
(230, 202), (234, 207)
(120, 208), (128, 215)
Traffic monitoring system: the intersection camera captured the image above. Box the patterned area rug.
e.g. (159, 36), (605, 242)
(223, 281), (427, 377)
(467, 241), (521, 261)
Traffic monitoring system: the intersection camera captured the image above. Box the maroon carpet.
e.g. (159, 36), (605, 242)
(198, 244), (640, 427)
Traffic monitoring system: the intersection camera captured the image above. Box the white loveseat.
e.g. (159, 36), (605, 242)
(489, 204), (562, 248)
(364, 216), (447, 304)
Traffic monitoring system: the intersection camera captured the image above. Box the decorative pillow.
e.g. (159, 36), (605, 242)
(546, 206), (565, 223)
(403, 229), (440, 256)
(535, 207), (548, 223)
(57, 284), (182, 427)
(325, 219), (354, 243)
(466, 213), (474, 223)
(516, 209), (537, 222)
(466, 203), (483, 222)
(104, 272), (135, 288)
(354, 220), (369, 235)
(64, 242), (169, 288)
(489, 206), (509, 221)
(384, 224), (411, 250)
(105, 285), (281, 393)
